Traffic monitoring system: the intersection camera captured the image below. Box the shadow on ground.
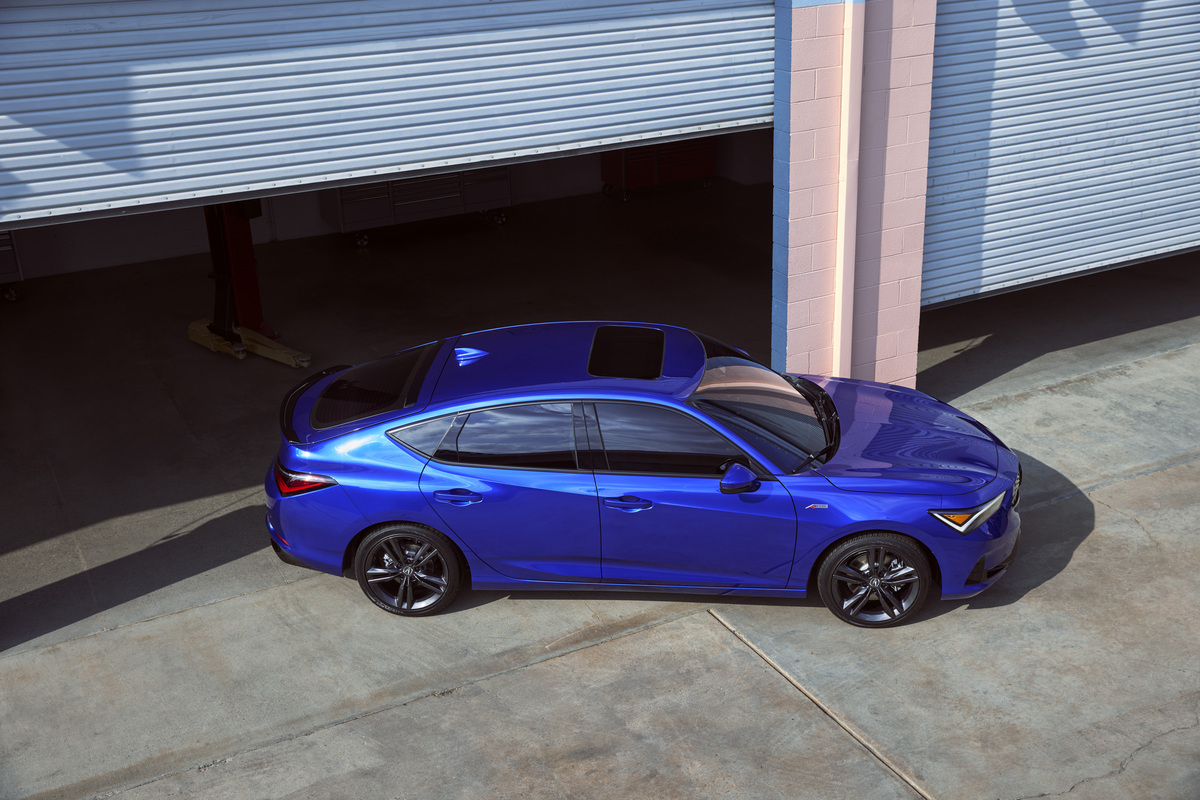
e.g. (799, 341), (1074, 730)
(918, 251), (1199, 402)
(930, 449), (1094, 622)
(0, 506), (268, 651)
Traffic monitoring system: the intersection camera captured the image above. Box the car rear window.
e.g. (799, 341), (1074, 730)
(311, 341), (441, 429)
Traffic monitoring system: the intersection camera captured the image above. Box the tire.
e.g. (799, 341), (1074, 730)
(817, 533), (931, 628)
(354, 524), (463, 616)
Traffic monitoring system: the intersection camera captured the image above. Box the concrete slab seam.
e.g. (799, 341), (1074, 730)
(1020, 449), (1200, 514)
(69, 517), (101, 631)
(708, 608), (937, 800)
(74, 606), (716, 800)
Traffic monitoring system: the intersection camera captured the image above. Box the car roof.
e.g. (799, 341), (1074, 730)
(426, 321), (707, 410)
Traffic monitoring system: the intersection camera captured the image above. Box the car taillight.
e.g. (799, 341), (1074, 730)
(274, 461), (337, 496)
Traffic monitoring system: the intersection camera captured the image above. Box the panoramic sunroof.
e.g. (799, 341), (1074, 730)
(588, 325), (665, 380)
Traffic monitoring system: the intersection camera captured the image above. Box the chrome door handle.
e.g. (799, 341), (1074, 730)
(433, 489), (483, 506)
(603, 495), (653, 511)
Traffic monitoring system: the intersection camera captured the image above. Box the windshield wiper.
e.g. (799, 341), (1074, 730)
(792, 441), (838, 474)
(782, 374), (839, 460)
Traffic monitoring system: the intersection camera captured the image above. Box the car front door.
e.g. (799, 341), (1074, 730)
(588, 402), (797, 588)
(418, 402), (602, 582)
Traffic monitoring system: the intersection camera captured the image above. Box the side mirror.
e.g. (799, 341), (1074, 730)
(720, 462), (761, 494)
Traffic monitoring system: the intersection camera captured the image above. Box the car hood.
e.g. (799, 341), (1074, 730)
(810, 376), (999, 496)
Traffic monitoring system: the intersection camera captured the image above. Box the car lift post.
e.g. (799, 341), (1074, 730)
(188, 200), (310, 368)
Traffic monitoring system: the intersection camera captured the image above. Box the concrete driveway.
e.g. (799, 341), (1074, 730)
(1, 190), (1197, 799)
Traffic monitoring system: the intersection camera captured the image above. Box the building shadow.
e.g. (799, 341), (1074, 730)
(917, 250), (1199, 403)
(0, 506), (267, 652)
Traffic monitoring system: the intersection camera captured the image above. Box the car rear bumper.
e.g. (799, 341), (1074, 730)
(269, 531), (317, 570)
(264, 463), (366, 576)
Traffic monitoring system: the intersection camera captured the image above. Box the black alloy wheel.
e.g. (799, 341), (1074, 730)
(354, 524), (462, 616)
(817, 533), (931, 627)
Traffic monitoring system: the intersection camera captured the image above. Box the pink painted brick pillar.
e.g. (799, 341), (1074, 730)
(773, 0), (936, 387)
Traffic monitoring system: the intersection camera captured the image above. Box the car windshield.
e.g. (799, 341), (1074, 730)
(689, 356), (833, 474)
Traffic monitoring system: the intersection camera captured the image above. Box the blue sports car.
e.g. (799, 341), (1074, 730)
(266, 321), (1021, 627)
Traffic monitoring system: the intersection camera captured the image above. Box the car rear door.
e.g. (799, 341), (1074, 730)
(588, 402), (798, 588)
(418, 402), (602, 582)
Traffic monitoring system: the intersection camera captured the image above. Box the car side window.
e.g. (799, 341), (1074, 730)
(436, 403), (578, 471)
(592, 402), (745, 477)
(389, 415), (455, 456)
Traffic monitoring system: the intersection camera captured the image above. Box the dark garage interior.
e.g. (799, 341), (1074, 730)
(0, 174), (774, 652)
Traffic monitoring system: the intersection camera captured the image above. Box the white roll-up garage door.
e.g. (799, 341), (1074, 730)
(922, 0), (1200, 306)
(0, 0), (773, 229)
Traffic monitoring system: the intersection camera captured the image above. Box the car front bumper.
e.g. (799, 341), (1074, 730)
(941, 507), (1021, 600)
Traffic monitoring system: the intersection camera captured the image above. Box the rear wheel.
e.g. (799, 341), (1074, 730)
(817, 533), (931, 627)
(354, 524), (462, 616)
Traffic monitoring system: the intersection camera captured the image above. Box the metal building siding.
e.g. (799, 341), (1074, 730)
(0, 0), (774, 228)
(922, 0), (1200, 306)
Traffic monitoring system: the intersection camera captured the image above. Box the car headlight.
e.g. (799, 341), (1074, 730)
(929, 491), (1006, 535)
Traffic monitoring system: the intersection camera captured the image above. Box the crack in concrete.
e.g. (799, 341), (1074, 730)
(1092, 497), (1163, 548)
(75, 606), (713, 800)
(1003, 694), (1200, 800)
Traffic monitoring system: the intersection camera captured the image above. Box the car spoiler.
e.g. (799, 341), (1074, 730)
(279, 364), (350, 444)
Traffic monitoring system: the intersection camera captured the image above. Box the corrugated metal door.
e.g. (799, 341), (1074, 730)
(0, 0), (773, 229)
(922, 0), (1200, 306)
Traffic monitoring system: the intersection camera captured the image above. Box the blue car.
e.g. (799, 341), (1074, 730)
(266, 321), (1021, 627)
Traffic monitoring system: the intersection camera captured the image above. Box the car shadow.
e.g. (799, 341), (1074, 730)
(453, 588), (823, 614)
(919, 449), (1094, 622)
(0, 506), (268, 653)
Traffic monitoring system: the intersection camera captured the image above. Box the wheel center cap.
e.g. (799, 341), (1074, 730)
(869, 577), (881, 588)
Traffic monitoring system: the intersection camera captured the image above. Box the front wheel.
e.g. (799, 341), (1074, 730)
(354, 524), (462, 616)
(817, 533), (931, 627)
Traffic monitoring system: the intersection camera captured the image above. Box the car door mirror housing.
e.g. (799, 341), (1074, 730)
(720, 462), (760, 494)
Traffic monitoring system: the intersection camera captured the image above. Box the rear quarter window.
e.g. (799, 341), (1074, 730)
(389, 415), (455, 456)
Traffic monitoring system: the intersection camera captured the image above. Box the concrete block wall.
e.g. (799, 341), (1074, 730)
(853, 0), (935, 386)
(773, 0), (935, 387)
(772, 0), (846, 376)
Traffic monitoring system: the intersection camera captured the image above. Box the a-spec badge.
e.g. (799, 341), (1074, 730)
(454, 347), (489, 367)
(805, 503), (829, 509)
